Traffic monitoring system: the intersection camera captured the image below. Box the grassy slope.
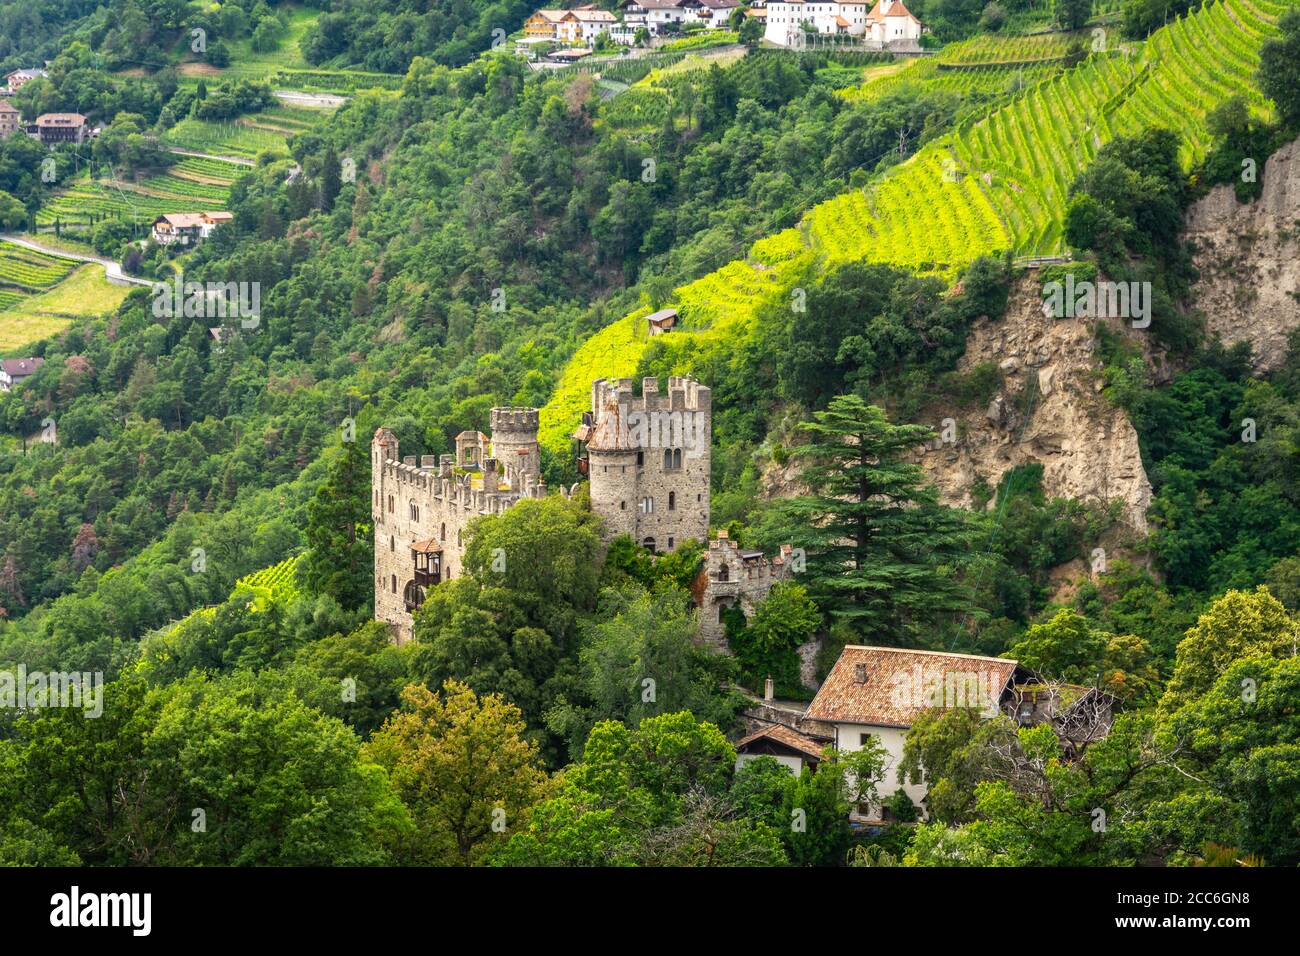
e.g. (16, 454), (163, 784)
(0, 264), (132, 350)
(538, 0), (1290, 454)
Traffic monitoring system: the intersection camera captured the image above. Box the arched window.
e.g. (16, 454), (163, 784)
(388, 495), (394, 513)
(642, 537), (656, 552)
(440, 522), (446, 541)
(718, 564), (730, 582)
(409, 501), (420, 521)
(668, 491), (675, 511)
(673, 448), (682, 469)
(663, 448), (673, 470)
(391, 574), (397, 593)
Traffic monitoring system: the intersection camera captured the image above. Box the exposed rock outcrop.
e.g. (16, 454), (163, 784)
(1185, 138), (1300, 372)
(914, 275), (1154, 533)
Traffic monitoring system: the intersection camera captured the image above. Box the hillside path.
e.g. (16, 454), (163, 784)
(0, 235), (154, 287)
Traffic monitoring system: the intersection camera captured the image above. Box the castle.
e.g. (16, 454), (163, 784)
(692, 531), (796, 652)
(373, 376), (721, 643)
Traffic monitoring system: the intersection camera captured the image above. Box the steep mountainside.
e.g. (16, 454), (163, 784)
(1186, 137), (1300, 371)
(914, 274), (1155, 531)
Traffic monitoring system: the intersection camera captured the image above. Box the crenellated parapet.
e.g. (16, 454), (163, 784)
(694, 530), (795, 652)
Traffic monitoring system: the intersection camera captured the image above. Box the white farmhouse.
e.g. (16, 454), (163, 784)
(618, 0), (739, 32)
(763, 0), (922, 48)
(804, 645), (1025, 820)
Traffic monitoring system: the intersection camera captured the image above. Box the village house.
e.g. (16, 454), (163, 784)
(26, 112), (89, 145)
(0, 357), (44, 391)
(151, 211), (234, 247)
(763, 0), (923, 48)
(5, 68), (47, 95)
(525, 5), (617, 44)
(0, 101), (20, 138)
(570, 5), (618, 41)
(524, 8), (572, 37)
(618, 0), (738, 32)
(804, 645), (1030, 819)
(735, 722), (828, 774)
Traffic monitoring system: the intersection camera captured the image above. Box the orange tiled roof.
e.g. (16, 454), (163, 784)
(805, 645), (1019, 727)
(736, 723), (826, 760)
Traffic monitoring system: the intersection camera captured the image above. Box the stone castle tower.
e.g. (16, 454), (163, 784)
(371, 413), (549, 644)
(372, 376), (712, 642)
(578, 376), (711, 553)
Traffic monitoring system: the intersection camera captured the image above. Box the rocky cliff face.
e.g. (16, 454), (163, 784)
(760, 271), (1156, 533)
(1185, 138), (1300, 372)
(912, 276), (1154, 532)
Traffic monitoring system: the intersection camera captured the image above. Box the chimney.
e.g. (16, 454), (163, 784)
(854, 663), (867, 684)
(763, 676), (774, 702)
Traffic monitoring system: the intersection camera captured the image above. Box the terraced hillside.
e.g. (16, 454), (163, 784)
(0, 246), (133, 349)
(36, 156), (244, 228)
(539, 0), (1290, 452)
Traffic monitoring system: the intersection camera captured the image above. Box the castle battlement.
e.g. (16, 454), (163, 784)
(490, 407), (541, 432)
(375, 377), (715, 645)
(591, 376), (712, 417)
(694, 530), (795, 652)
(376, 452), (547, 510)
(371, 412), (549, 644)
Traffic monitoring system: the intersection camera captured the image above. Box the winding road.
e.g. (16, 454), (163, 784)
(0, 235), (155, 287)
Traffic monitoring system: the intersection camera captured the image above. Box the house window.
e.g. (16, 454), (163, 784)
(668, 491), (675, 511)
(620, 501), (626, 510)
(391, 574), (397, 593)
(388, 495), (394, 513)
(389, 536), (395, 552)
(637, 450), (644, 467)
(642, 537), (656, 551)
(440, 522), (446, 541)
(667, 537), (674, 549)
(639, 496), (654, 514)
(859, 733), (874, 748)
(409, 501), (420, 521)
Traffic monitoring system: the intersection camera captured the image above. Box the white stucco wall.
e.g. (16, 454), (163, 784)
(736, 752), (803, 775)
(831, 722), (927, 815)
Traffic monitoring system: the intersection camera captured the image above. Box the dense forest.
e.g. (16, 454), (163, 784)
(0, 0), (1299, 869)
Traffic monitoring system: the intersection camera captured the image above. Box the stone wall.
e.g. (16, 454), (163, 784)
(694, 531), (794, 652)
(371, 427), (549, 644)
